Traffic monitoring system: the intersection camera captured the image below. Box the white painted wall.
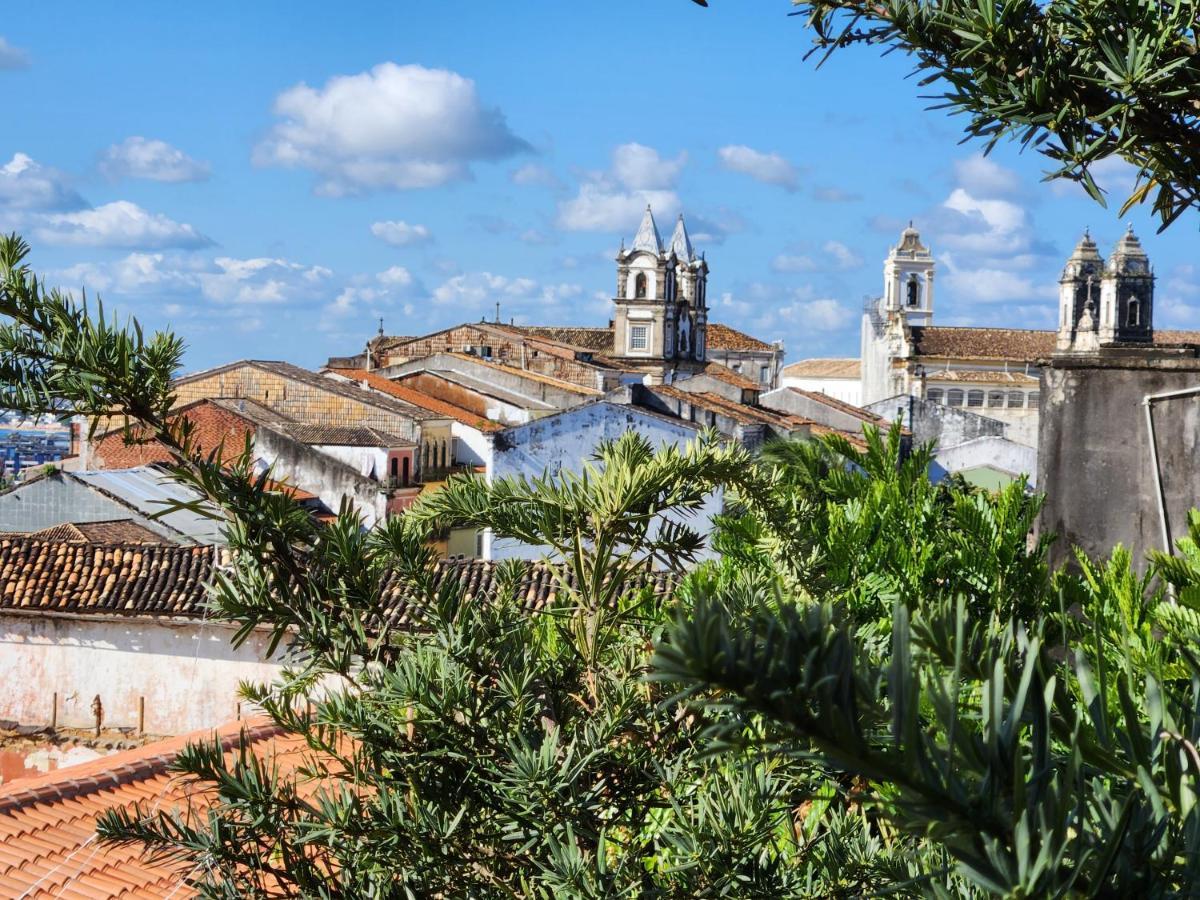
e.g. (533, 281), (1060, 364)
(312, 444), (390, 480)
(0, 613), (284, 735)
(489, 402), (721, 561)
(452, 422), (494, 471)
(931, 436), (1038, 487)
(779, 375), (863, 406)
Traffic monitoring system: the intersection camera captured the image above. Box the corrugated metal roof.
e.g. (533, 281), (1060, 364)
(71, 467), (225, 545)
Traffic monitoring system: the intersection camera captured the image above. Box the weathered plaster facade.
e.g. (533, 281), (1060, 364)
(0, 612), (283, 735)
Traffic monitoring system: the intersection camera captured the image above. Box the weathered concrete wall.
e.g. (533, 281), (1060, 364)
(867, 395), (1005, 450)
(255, 429), (386, 526)
(762, 387), (873, 434)
(674, 373), (755, 405)
(0, 474), (180, 541)
(0, 613), (283, 734)
(706, 347), (783, 390)
(491, 402), (720, 560)
(1038, 354), (1200, 570)
(779, 374), (862, 406)
(931, 436), (1037, 487)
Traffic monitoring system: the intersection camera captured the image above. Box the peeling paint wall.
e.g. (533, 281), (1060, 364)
(491, 403), (720, 560)
(0, 614), (283, 735)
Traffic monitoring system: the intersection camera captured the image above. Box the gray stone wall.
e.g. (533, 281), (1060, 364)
(1038, 353), (1200, 570)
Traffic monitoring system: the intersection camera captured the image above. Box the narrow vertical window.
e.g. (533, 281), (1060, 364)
(635, 273), (647, 298)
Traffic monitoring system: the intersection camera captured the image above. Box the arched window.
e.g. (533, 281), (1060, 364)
(1127, 298), (1141, 327)
(1007, 391), (1024, 409)
(967, 390), (984, 408)
(987, 390), (1006, 408)
(402, 456), (410, 486)
(946, 389), (964, 407)
(926, 388), (944, 404)
(634, 272), (647, 298)
(907, 275), (920, 307)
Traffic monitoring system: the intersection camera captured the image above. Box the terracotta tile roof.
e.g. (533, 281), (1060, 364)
(91, 398), (283, 470)
(925, 370), (1039, 385)
(374, 557), (676, 629)
(909, 325), (1200, 362)
(499, 322), (778, 355)
(782, 358), (861, 379)
(0, 538), (676, 627)
(499, 324), (615, 352)
(0, 539), (217, 617)
(910, 327), (1056, 361)
(326, 369), (505, 433)
(700, 361), (760, 391)
(280, 423), (414, 448)
(444, 353), (603, 395)
(706, 323), (776, 352)
(25, 520), (167, 544)
(651, 386), (802, 429)
(782, 388), (889, 425)
(0, 717), (308, 898)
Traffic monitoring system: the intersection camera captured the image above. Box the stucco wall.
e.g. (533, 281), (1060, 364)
(931, 436), (1038, 487)
(490, 402), (720, 560)
(1038, 354), (1200, 569)
(867, 394), (1005, 451)
(779, 375), (862, 406)
(762, 387), (872, 434)
(0, 613), (283, 734)
(255, 429), (387, 526)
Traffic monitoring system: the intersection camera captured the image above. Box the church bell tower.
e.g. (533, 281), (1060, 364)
(613, 206), (708, 368)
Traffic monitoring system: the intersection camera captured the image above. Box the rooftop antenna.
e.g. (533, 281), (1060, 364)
(377, 317), (385, 337)
(494, 301), (501, 324)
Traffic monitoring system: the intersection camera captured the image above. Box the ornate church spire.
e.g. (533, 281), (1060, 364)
(631, 205), (663, 254)
(668, 214), (694, 261)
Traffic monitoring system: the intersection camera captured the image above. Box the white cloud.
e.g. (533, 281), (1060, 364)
(99, 137), (210, 183)
(254, 62), (530, 195)
(557, 143), (686, 232)
(952, 154), (1022, 198)
(823, 240), (862, 270)
(199, 256), (332, 305)
(611, 143), (686, 190)
(510, 163), (561, 189)
(0, 153), (83, 210)
(771, 253), (817, 273)
(370, 219), (432, 246)
(558, 183), (678, 232)
(717, 145), (798, 191)
(323, 265), (422, 327)
(53, 252), (206, 296)
(788, 298), (853, 331)
(0, 37), (29, 70)
(430, 271), (583, 314)
(812, 186), (861, 203)
(35, 200), (212, 249)
(771, 241), (861, 274)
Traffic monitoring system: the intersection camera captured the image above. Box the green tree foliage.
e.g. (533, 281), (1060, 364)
(8, 231), (1200, 894)
(699, 0), (1200, 229)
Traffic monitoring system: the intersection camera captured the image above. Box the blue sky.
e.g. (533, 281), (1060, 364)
(1, 1), (1197, 370)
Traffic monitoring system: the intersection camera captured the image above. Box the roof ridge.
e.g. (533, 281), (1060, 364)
(0, 720), (283, 816)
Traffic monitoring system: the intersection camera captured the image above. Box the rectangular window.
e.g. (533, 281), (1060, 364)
(987, 390), (1005, 408)
(1026, 392), (1040, 409)
(629, 324), (649, 352)
(759, 366), (770, 383)
(1007, 391), (1024, 409)
(926, 388), (943, 404)
(947, 390), (964, 407)
(967, 390), (984, 408)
